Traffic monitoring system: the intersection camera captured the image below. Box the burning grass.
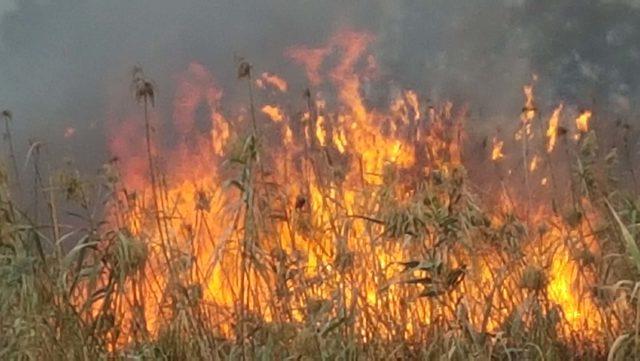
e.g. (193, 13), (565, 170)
(1, 30), (640, 360)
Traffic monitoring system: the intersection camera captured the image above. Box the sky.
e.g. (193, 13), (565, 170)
(0, 0), (14, 16)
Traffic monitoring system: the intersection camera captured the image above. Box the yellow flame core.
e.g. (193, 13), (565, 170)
(541, 177), (548, 186)
(262, 104), (285, 122)
(546, 104), (563, 153)
(576, 110), (592, 133)
(492, 137), (504, 161)
(529, 155), (540, 172)
(315, 115), (327, 146)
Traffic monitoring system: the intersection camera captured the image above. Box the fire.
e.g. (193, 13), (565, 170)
(522, 84), (536, 122)
(543, 211), (602, 335)
(516, 84), (536, 141)
(405, 90), (421, 121)
(333, 126), (348, 153)
(529, 154), (540, 172)
(283, 125), (293, 145)
(491, 136), (504, 161)
(315, 115), (327, 146)
(104, 30), (610, 350)
(576, 109), (592, 133)
(256, 72), (288, 92)
(261, 104), (285, 122)
(546, 103), (563, 153)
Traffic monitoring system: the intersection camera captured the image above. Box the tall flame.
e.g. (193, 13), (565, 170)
(546, 103), (563, 153)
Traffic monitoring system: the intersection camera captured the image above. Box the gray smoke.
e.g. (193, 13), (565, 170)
(0, 0), (639, 172)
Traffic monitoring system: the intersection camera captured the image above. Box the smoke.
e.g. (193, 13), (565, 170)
(0, 0), (639, 171)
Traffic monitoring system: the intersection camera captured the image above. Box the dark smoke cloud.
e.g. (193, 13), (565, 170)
(0, 0), (639, 172)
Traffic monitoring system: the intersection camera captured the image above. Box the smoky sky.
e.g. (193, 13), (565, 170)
(1, 0), (639, 172)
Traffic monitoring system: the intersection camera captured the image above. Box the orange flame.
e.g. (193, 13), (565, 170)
(261, 104), (285, 122)
(256, 72), (288, 92)
(491, 136), (504, 161)
(103, 30), (609, 350)
(546, 104), (563, 153)
(576, 110), (592, 133)
(529, 154), (540, 172)
(522, 84), (536, 123)
(516, 84), (536, 141)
